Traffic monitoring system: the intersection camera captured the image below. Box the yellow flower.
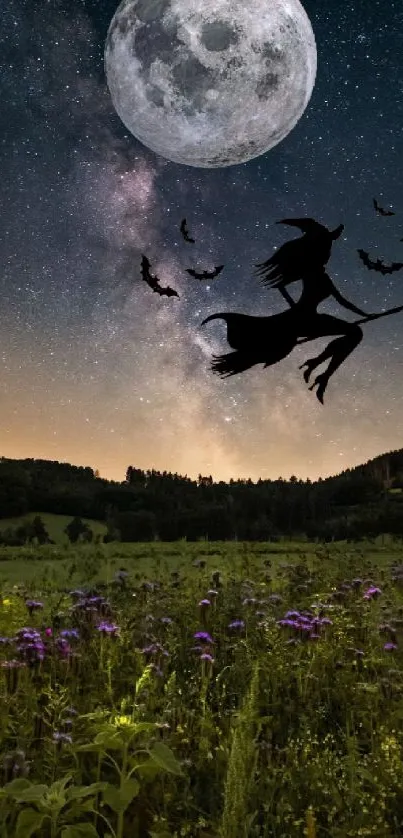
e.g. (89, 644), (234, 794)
(2, 599), (11, 608)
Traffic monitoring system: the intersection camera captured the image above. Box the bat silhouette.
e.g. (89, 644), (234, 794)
(185, 265), (224, 280)
(373, 198), (395, 217)
(358, 248), (403, 275)
(140, 255), (179, 298)
(180, 218), (195, 243)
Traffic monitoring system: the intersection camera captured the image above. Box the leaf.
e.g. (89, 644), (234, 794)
(94, 731), (124, 750)
(66, 782), (108, 801)
(3, 778), (32, 794)
(131, 721), (156, 736)
(102, 778), (140, 814)
(61, 825), (99, 838)
(148, 742), (184, 776)
(75, 744), (102, 753)
(9, 784), (48, 803)
(133, 760), (162, 781)
(16, 808), (47, 838)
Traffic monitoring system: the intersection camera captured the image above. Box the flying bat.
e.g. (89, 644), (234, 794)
(185, 265), (224, 280)
(180, 218), (195, 243)
(357, 248), (403, 275)
(373, 198), (395, 217)
(140, 255), (179, 298)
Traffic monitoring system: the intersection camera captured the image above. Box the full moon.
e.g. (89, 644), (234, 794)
(105, 0), (317, 168)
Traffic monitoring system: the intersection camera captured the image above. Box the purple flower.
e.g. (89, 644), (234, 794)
(60, 629), (80, 640)
(200, 653), (214, 663)
(384, 642), (398, 652)
(97, 622), (120, 636)
(52, 732), (72, 744)
(199, 599), (211, 607)
(363, 586), (382, 600)
(141, 643), (169, 658)
(193, 631), (214, 644)
(351, 578), (363, 589)
(56, 638), (72, 657)
(228, 619), (245, 630)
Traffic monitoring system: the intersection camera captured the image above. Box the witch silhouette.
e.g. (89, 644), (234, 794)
(202, 218), (379, 404)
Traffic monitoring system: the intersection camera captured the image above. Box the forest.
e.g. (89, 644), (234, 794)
(0, 449), (403, 544)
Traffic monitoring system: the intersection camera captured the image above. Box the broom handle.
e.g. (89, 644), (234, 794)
(296, 303), (403, 346)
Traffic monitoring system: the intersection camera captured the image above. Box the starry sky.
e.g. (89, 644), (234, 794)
(1, 0), (403, 483)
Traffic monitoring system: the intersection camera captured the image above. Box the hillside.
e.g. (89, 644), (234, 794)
(0, 512), (107, 545)
(0, 449), (403, 541)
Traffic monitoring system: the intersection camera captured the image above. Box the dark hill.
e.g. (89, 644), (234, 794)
(0, 450), (402, 542)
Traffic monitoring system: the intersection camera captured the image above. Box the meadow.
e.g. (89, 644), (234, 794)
(1, 539), (403, 837)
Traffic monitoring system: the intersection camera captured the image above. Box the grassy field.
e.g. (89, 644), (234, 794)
(0, 512), (107, 545)
(1, 539), (403, 837)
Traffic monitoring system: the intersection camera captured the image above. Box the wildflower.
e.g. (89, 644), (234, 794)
(194, 631), (214, 644)
(45, 628), (53, 637)
(242, 598), (257, 606)
(384, 642), (398, 652)
(97, 621), (120, 636)
(268, 594), (282, 603)
(60, 629), (80, 640)
(199, 599), (211, 607)
(200, 653), (214, 663)
(0, 637), (12, 644)
(160, 617), (173, 624)
(52, 731), (73, 745)
(3, 749), (31, 783)
(228, 619), (245, 630)
(363, 586), (382, 599)
(25, 600), (44, 615)
(351, 578), (363, 589)
(56, 638), (72, 657)
(2, 598), (11, 608)
(207, 589), (218, 598)
(15, 629), (45, 665)
(141, 643), (169, 660)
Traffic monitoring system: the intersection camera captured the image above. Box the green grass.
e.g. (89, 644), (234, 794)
(1, 540), (403, 836)
(0, 512), (107, 544)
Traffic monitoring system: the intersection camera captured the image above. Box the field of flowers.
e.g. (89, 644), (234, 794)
(1, 540), (403, 837)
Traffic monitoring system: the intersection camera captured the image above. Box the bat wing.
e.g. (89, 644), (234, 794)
(381, 261), (403, 275)
(357, 249), (371, 268)
(212, 265), (224, 277)
(185, 268), (197, 278)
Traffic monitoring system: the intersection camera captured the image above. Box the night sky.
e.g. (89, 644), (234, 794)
(2, 0), (403, 483)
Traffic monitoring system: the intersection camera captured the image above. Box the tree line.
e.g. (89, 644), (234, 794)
(1, 451), (403, 542)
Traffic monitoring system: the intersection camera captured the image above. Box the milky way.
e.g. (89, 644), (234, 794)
(1, 0), (403, 481)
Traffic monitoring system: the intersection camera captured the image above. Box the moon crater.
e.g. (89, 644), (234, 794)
(105, 0), (317, 167)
